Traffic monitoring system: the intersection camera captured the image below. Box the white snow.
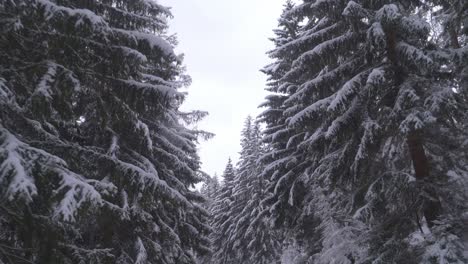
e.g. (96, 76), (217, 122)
(135, 237), (148, 264)
(367, 22), (386, 49)
(401, 15), (430, 35)
(326, 98), (358, 139)
(54, 170), (103, 222)
(0, 128), (38, 202)
(120, 79), (178, 97)
(396, 42), (434, 68)
(37, 0), (107, 28)
(366, 67), (385, 86)
(289, 96), (334, 126)
(328, 72), (365, 111)
(35, 62), (57, 99)
(113, 29), (175, 58)
(342, 1), (366, 18)
(107, 135), (119, 158)
(375, 4), (400, 22)
(114, 46), (148, 63)
(0, 77), (13, 99)
(293, 32), (355, 68)
(136, 120), (153, 150)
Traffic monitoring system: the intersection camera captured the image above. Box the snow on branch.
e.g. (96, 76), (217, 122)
(113, 157), (191, 208)
(328, 71), (367, 112)
(54, 169), (103, 222)
(399, 111), (436, 134)
(326, 98), (359, 139)
(289, 95), (334, 126)
(353, 119), (381, 169)
(135, 237), (148, 264)
(366, 67), (386, 86)
(396, 42), (434, 70)
(0, 77), (14, 100)
(34, 62), (57, 99)
(273, 22), (342, 57)
(36, 0), (175, 59)
(135, 120), (153, 150)
(375, 4), (401, 23)
(113, 29), (175, 58)
(342, 1), (368, 18)
(0, 128), (38, 202)
(367, 22), (386, 50)
(36, 0), (107, 28)
(400, 15), (430, 38)
(118, 78), (180, 98)
(293, 32), (356, 68)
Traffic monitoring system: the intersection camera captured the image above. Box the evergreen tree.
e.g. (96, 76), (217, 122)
(259, 0), (306, 229)
(210, 158), (237, 264)
(229, 120), (282, 264)
(210, 117), (282, 264)
(0, 1), (210, 263)
(200, 173), (220, 210)
(261, 0), (468, 263)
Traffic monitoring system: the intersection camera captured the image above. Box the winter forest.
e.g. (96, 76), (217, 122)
(0, 0), (467, 263)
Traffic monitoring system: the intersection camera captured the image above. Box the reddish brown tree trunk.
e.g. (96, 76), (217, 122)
(385, 28), (441, 228)
(406, 131), (441, 228)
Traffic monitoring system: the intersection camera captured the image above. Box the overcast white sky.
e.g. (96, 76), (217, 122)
(160, 0), (286, 176)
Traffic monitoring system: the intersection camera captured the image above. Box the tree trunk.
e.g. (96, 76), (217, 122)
(406, 131), (441, 228)
(385, 28), (441, 228)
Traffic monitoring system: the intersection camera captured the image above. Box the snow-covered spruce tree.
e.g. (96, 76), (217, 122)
(197, 172), (220, 264)
(416, 2), (468, 263)
(259, 0), (306, 229)
(228, 119), (282, 264)
(0, 1), (210, 263)
(200, 173), (220, 210)
(210, 118), (282, 264)
(261, 0), (468, 263)
(260, 1), (329, 261)
(210, 159), (237, 264)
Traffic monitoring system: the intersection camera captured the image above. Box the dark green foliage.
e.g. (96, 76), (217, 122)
(261, 0), (468, 263)
(0, 1), (210, 263)
(210, 118), (282, 264)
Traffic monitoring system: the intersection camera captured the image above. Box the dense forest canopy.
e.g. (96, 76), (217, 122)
(0, 0), (467, 264)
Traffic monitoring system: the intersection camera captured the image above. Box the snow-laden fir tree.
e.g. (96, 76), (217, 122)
(210, 117), (282, 264)
(200, 172), (220, 210)
(261, 0), (468, 263)
(209, 158), (237, 264)
(0, 1), (211, 263)
(230, 119), (282, 264)
(197, 172), (220, 264)
(259, 0), (306, 229)
(418, 1), (468, 262)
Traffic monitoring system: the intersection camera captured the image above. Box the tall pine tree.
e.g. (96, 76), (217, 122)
(210, 158), (237, 264)
(210, 117), (282, 264)
(229, 119), (282, 264)
(0, 1), (210, 263)
(261, 0), (468, 263)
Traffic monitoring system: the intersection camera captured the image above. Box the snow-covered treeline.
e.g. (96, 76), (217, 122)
(1, 0), (467, 264)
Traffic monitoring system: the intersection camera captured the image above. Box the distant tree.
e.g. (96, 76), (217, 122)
(0, 1), (210, 263)
(210, 158), (237, 264)
(210, 117), (282, 264)
(230, 119), (282, 264)
(201, 173), (221, 209)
